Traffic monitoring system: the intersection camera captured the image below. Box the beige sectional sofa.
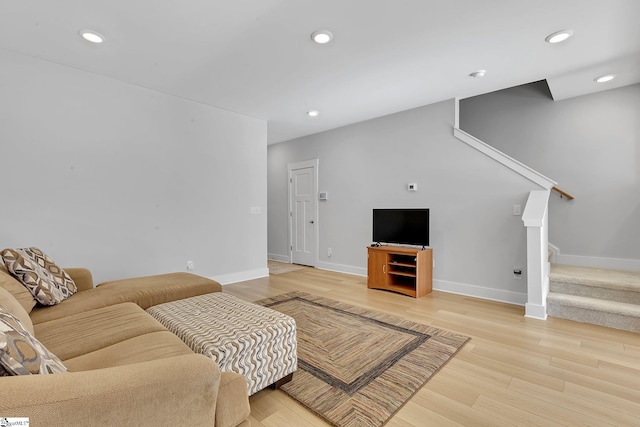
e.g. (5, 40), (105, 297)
(0, 265), (251, 426)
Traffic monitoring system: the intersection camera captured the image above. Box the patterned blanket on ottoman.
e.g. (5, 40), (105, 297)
(146, 292), (297, 395)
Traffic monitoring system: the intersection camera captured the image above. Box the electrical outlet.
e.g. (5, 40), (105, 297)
(513, 267), (522, 279)
(187, 260), (194, 270)
(327, 248), (332, 257)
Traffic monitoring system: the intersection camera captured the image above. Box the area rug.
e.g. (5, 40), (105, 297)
(255, 291), (470, 427)
(268, 260), (306, 275)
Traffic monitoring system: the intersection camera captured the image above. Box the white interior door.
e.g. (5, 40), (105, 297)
(289, 161), (317, 267)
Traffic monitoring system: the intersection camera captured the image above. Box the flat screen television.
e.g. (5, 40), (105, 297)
(372, 208), (429, 247)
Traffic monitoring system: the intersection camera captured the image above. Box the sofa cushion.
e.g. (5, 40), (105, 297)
(0, 354), (221, 427)
(0, 286), (34, 335)
(30, 272), (222, 324)
(34, 303), (168, 361)
(1, 248), (77, 306)
(0, 265), (36, 314)
(96, 272), (223, 308)
(63, 331), (194, 371)
(0, 304), (67, 376)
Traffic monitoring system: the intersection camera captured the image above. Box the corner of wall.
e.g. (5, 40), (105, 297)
(211, 268), (269, 286)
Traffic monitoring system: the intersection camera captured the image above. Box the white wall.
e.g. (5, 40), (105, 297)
(460, 82), (640, 268)
(268, 99), (544, 304)
(0, 49), (268, 284)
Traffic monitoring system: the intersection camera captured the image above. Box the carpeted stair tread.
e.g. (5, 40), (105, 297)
(547, 292), (640, 333)
(548, 264), (640, 332)
(547, 292), (640, 316)
(550, 264), (640, 292)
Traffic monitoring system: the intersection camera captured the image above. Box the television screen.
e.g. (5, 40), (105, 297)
(373, 208), (429, 247)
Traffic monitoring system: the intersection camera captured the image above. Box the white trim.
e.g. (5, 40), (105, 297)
(525, 303), (548, 320)
(433, 279), (527, 306)
(287, 159), (320, 267)
(524, 273), (549, 320)
(556, 253), (640, 271)
(316, 261), (367, 277)
(522, 190), (551, 227)
(268, 253), (290, 263)
(548, 242), (560, 264)
(453, 98), (555, 189)
(453, 127), (556, 189)
(313, 261), (528, 306)
(521, 190), (550, 320)
(211, 268), (269, 285)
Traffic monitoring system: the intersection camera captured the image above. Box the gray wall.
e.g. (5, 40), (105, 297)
(0, 49), (268, 284)
(460, 82), (640, 264)
(268, 99), (543, 304)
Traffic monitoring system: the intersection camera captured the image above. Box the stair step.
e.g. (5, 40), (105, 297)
(549, 264), (640, 304)
(547, 292), (640, 333)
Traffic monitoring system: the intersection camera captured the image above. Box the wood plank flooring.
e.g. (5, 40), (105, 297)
(223, 267), (640, 427)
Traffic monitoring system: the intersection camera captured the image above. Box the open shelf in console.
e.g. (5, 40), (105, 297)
(367, 246), (432, 298)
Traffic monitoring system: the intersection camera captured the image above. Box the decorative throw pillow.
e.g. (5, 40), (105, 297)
(1, 247), (77, 306)
(0, 304), (67, 376)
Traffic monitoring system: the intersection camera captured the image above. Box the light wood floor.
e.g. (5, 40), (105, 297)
(223, 267), (640, 427)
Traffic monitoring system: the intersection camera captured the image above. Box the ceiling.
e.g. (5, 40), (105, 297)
(1, 0), (639, 144)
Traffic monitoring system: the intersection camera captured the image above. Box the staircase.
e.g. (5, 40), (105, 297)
(547, 264), (640, 333)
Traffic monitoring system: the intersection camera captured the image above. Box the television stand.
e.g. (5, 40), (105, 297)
(367, 245), (433, 298)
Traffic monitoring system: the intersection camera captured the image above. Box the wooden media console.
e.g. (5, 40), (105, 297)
(367, 245), (433, 298)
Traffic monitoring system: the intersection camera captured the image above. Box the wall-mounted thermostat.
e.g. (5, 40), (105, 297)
(319, 191), (328, 200)
(407, 183), (418, 192)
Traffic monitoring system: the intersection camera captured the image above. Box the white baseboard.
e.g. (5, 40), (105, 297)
(268, 253), (290, 263)
(525, 303), (548, 320)
(433, 279), (527, 306)
(312, 262), (527, 306)
(315, 261), (367, 277)
(265, 258), (530, 307)
(211, 268), (269, 285)
(556, 253), (640, 271)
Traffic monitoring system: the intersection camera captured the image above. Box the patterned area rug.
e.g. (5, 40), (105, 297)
(255, 291), (470, 427)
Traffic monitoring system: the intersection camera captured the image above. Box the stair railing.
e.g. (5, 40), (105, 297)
(552, 186), (574, 200)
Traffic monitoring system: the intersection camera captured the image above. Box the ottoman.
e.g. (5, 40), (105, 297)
(146, 292), (297, 395)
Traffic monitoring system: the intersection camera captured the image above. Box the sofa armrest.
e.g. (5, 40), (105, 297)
(64, 268), (94, 291)
(0, 354), (220, 427)
(217, 371), (251, 427)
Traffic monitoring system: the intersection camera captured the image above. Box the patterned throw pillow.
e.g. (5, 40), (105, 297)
(0, 304), (67, 376)
(1, 247), (77, 306)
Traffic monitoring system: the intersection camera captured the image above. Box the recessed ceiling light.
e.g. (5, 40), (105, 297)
(469, 70), (486, 78)
(79, 30), (104, 44)
(311, 30), (333, 44)
(307, 110), (320, 117)
(594, 74), (616, 83)
(545, 30), (573, 44)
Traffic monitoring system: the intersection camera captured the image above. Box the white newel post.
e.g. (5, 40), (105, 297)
(522, 190), (550, 320)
